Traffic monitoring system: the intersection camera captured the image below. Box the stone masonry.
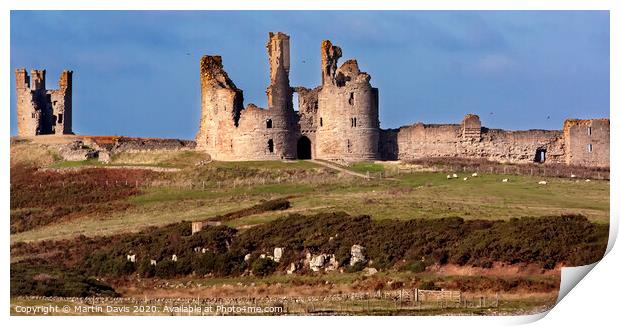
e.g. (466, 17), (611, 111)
(194, 32), (609, 168)
(16, 69), (73, 136)
(14, 33), (608, 168)
(195, 32), (380, 162)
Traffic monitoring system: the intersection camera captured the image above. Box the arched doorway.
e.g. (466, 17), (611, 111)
(297, 136), (312, 159)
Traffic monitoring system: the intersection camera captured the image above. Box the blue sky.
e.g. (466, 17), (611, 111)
(10, 11), (609, 139)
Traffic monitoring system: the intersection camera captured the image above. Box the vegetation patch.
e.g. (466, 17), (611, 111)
(210, 198), (291, 222)
(10, 164), (156, 233)
(12, 212), (607, 288)
(11, 259), (118, 297)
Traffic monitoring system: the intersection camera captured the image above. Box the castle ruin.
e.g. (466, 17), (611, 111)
(13, 32), (609, 168)
(196, 32), (380, 162)
(16, 69), (73, 136)
(195, 32), (610, 168)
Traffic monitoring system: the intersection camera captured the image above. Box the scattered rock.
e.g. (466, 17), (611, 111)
(364, 267), (378, 276)
(274, 247), (284, 262)
(350, 244), (366, 266)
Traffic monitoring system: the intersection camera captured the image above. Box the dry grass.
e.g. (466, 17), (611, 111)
(10, 141), (59, 167)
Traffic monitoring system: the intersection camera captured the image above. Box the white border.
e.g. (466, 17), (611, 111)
(2, 1), (617, 325)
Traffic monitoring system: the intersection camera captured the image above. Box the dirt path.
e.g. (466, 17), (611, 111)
(311, 160), (370, 178)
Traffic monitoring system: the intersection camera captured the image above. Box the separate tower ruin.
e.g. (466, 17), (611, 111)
(16, 69), (73, 136)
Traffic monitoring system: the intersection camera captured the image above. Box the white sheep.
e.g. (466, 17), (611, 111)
(150, 259), (157, 266)
(447, 175), (452, 179)
(172, 254), (178, 262)
(502, 178), (509, 183)
(452, 173), (458, 178)
(570, 174), (576, 178)
(126, 254), (136, 263)
(463, 177), (468, 181)
(585, 179), (591, 182)
(538, 181), (548, 185)
(471, 173), (478, 177)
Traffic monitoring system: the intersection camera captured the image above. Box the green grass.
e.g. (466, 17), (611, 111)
(348, 162), (386, 173)
(48, 158), (103, 168)
(208, 160), (321, 170)
(11, 162), (610, 243)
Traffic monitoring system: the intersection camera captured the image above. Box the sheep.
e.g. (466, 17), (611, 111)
(471, 173), (478, 177)
(452, 173), (458, 178)
(447, 175), (452, 179)
(463, 177), (468, 181)
(570, 174), (577, 178)
(585, 179), (591, 182)
(172, 254), (178, 262)
(502, 178), (509, 183)
(538, 181), (548, 185)
(126, 254), (136, 263)
(150, 259), (157, 266)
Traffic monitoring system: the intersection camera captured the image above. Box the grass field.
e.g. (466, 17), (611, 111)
(10, 148), (609, 243)
(9, 145), (610, 316)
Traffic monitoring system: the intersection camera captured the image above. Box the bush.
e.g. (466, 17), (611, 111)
(11, 260), (118, 297)
(251, 258), (277, 277)
(419, 280), (440, 290)
(154, 260), (177, 278)
(402, 260), (426, 273)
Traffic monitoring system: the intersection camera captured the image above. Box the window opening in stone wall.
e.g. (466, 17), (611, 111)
(351, 118), (354, 127)
(292, 92), (299, 112)
(266, 119), (273, 128)
(354, 117), (357, 127)
(587, 127), (592, 135)
(320, 117), (323, 127)
(348, 92), (354, 105)
(347, 139), (352, 153)
(31, 113), (35, 118)
(268, 139), (274, 153)
(58, 113), (63, 124)
(587, 144), (593, 153)
(534, 148), (546, 163)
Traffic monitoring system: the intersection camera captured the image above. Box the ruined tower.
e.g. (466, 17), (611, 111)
(315, 41), (381, 161)
(264, 32), (297, 159)
(563, 118), (610, 167)
(195, 32), (298, 161)
(195, 55), (244, 159)
(16, 69), (73, 136)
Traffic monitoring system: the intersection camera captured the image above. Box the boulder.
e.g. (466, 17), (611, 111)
(286, 262), (296, 274)
(350, 244), (366, 266)
(364, 267), (378, 276)
(274, 247), (284, 262)
(309, 254), (326, 272)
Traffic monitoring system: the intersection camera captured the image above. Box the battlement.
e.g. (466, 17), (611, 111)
(15, 68), (73, 136)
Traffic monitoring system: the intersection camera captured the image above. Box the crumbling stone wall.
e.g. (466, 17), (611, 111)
(294, 86), (321, 155)
(383, 114), (566, 164)
(16, 69), (73, 136)
(563, 119), (610, 167)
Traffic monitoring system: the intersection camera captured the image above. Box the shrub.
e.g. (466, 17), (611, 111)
(251, 258), (277, 277)
(402, 260), (426, 273)
(154, 260), (177, 278)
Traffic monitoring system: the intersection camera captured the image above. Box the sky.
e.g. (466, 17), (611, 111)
(10, 11), (610, 139)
